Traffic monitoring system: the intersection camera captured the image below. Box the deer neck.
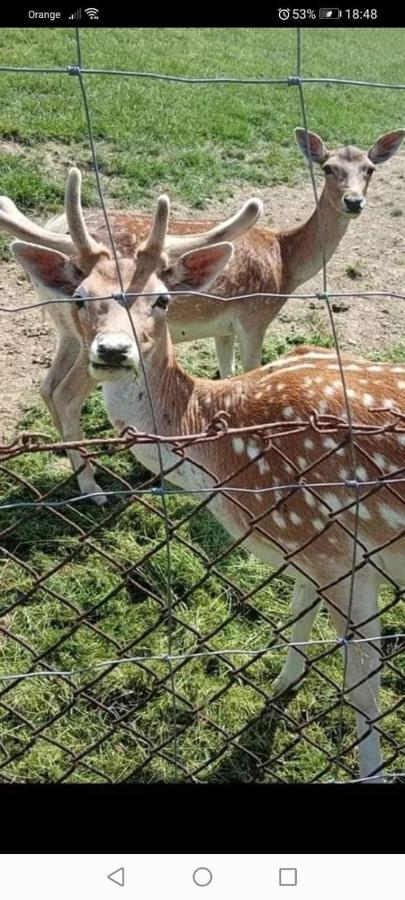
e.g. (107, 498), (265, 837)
(103, 328), (250, 444)
(279, 186), (351, 292)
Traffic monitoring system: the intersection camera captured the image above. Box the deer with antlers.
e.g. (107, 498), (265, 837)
(1, 128), (403, 503)
(0, 173), (262, 501)
(10, 190), (405, 781)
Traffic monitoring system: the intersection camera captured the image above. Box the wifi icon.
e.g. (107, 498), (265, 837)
(85, 6), (99, 18)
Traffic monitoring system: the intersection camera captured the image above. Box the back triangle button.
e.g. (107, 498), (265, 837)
(107, 868), (125, 887)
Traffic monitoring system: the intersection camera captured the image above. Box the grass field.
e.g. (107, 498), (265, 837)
(0, 27), (404, 782)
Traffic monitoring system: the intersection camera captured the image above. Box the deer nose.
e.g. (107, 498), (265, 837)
(97, 334), (132, 365)
(343, 195), (365, 214)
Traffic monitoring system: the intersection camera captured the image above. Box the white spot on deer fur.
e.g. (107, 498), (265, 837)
(373, 453), (388, 470)
(339, 468), (349, 480)
(304, 438), (315, 450)
(223, 396), (232, 410)
(289, 511), (302, 526)
(359, 378), (367, 385)
(323, 492), (341, 511)
(358, 505), (371, 521)
(323, 437), (338, 450)
(232, 438), (245, 454)
(270, 351), (334, 367)
(378, 503), (405, 530)
(397, 380), (405, 390)
(282, 406), (295, 419)
(392, 366), (405, 373)
(346, 388), (356, 399)
(257, 458), (270, 474)
(315, 376), (323, 385)
(247, 440), (259, 460)
(254, 491), (263, 502)
(276, 383), (286, 391)
(312, 518), (324, 531)
(368, 365), (383, 372)
(336, 448), (346, 456)
(305, 492), (316, 508)
(317, 400), (327, 415)
(284, 462), (294, 475)
(284, 540), (299, 552)
(297, 456), (307, 469)
(355, 465), (368, 481)
(383, 398), (394, 409)
(325, 385), (335, 397)
(272, 510), (286, 530)
(255, 392), (264, 399)
(345, 364), (360, 371)
(327, 364), (340, 371)
(303, 377), (313, 387)
(362, 393), (374, 407)
(281, 363), (316, 372)
(397, 434), (405, 446)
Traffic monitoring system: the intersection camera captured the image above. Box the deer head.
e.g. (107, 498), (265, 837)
(11, 192), (235, 383)
(295, 127), (405, 216)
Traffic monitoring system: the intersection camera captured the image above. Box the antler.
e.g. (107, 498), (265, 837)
(0, 195), (74, 255)
(132, 194), (170, 290)
(164, 197), (263, 255)
(64, 167), (108, 266)
(0, 168), (109, 268)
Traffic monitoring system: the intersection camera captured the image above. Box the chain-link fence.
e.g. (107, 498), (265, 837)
(0, 27), (404, 783)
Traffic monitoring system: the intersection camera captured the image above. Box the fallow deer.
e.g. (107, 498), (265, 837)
(0, 172), (261, 502)
(2, 128), (403, 503)
(11, 193), (405, 782)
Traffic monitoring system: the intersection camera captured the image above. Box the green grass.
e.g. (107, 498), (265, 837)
(0, 28), (405, 209)
(0, 28), (404, 781)
(0, 332), (404, 783)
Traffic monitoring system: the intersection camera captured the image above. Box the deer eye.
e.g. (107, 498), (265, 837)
(153, 294), (169, 310)
(366, 166), (375, 177)
(73, 290), (85, 310)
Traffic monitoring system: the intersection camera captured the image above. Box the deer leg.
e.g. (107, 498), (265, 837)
(271, 581), (321, 696)
(236, 324), (267, 372)
(214, 334), (236, 378)
(52, 348), (107, 505)
(326, 577), (383, 783)
(40, 335), (81, 436)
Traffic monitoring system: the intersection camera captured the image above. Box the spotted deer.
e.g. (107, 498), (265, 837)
(2, 127), (403, 382)
(11, 193), (405, 782)
(0, 171), (262, 501)
(2, 128), (403, 502)
(48, 126), (405, 377)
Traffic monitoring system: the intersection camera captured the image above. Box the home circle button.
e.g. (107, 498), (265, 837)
(193, 868), (213, 887)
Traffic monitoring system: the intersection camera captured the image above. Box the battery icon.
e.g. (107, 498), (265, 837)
(319, 7), (342, 17)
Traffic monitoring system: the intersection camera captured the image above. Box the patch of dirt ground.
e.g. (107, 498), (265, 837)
(1, 153), (405, 441)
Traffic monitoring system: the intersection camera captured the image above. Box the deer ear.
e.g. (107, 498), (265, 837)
(11, 241), (80, 293)
(295, 128), (329, 164)
(368, 129), (405, 164)
(163, 242), (234, 292)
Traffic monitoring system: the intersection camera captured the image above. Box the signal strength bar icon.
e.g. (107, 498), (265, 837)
(69, 7), (82, 19)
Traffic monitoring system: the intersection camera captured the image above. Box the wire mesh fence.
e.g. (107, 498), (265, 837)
(0, 26), (404, 783)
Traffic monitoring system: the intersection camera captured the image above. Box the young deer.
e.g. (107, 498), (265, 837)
(12, 194), (404, 782)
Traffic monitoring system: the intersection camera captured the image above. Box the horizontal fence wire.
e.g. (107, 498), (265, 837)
(0, 26), (404, 784)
